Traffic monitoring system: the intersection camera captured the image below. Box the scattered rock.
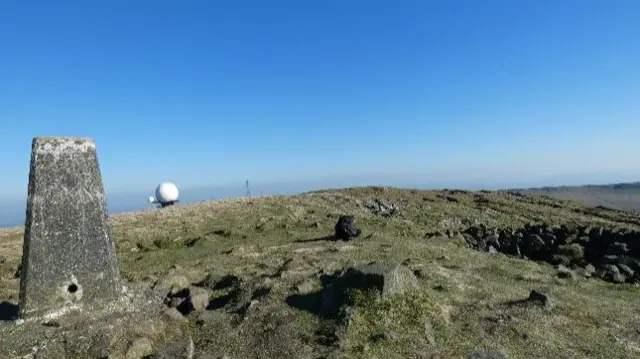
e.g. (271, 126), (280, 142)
(42, 320), (60, 327)
(224, 278), (272, 317)
(125, 337), (154, 359)
(527, 290), (555, 311)
(363, 198), (399, 217)
(148, 337), (195, 359)
(413, 268), (426, 279)
(469, 347), (509, 359)
(371, 331), (396, 343)
(334, 215), (362, 241)
(597, 265), (626, 283)
(321, 262), (419, 316)
(424, 319), (436, 345)
(294, 278), (317, 294)
(187, 287), (210, 313)
(617, 263), (635, 278)
(154, 275), (190, 296)
(577, 264), (597, 278)
(556, 265), (575, 280)
(196, 273), (239, 290)
(162, 307), (188, 323)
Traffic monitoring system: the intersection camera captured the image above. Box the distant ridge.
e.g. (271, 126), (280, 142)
(512, 181), (640, 191)
(512, 181), (640, 213)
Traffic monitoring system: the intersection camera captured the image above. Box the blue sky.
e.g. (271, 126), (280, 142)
(1, 0), (640, 208)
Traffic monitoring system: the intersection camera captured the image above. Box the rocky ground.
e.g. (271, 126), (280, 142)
(1, 187), (640, 358)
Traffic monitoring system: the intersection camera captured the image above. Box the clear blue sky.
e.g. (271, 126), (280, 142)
(1, 0), (640, 201)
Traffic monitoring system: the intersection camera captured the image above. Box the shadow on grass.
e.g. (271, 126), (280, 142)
(285, 273), (342, 319)
(0, 301), (19, 321)
(294, 235), (336, 243)
(286, 291), (324, 316)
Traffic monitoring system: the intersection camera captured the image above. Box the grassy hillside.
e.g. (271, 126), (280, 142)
(1, 187), (640, 358)
(514, 182), (640, 212)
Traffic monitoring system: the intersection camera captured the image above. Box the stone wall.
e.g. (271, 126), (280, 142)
(457, 223), (640, 284)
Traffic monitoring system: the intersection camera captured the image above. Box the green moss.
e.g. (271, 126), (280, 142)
(339, 290), (447, 358)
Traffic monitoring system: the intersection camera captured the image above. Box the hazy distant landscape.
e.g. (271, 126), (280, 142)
(515, 182), (640, 213)
(2, 180), (640, 228)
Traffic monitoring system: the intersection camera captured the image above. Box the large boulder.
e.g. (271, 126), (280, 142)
(321, 262), (419, 317)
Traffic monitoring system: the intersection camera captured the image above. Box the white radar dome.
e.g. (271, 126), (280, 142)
(155, 182), (179, 203)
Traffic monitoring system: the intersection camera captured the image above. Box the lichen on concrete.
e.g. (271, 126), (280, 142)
(18, 137), (122, 319)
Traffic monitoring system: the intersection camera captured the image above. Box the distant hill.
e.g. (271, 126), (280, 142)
(512, 181), (640, 212)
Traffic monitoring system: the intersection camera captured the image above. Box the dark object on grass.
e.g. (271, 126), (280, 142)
(334, 215), (362, 241)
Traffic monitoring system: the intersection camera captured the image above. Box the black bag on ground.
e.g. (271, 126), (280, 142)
(334, 215), (362, 241)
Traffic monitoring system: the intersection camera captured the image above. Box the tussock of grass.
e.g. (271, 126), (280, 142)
(340, 290), (447, 358)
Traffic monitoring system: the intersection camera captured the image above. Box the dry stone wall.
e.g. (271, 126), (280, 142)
(457, 223), (640, 284)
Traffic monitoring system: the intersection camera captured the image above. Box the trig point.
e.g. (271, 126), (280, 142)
(18, 137), (122, 319)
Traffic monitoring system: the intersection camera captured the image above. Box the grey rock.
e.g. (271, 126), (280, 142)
(196, 273), (239, 291)
(609, 242), (629, 255)
(555, 243), (585, 264)
(162, 307), (188, 323)
(18, 137), (123, 319)
(126, 337), (154, 359)
(617, 264), (635, 278)
(576, 264), (596, 278)
(527, 290), (555, 311)
(321, 262), (419, 315)
(155, 275), (190, 296)
(363, 198), (399, 217)
(294, 278), (317, 294)
(188, 288), (210, 313)
(618, 256), (640, 272)
(449, 234), (470, 248)
(371, 331), (396, 342)
(556, 265), (575, 280)
(149, 337), (195, 359)
(469, 347), (509, 359)
(598, 265), (626, 283)
(584, 264), (596, 277)
(424, 319), (436, 345)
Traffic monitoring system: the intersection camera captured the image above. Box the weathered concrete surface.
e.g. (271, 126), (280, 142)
(18, 137), (123, 319)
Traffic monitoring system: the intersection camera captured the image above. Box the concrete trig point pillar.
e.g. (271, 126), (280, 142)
(18, 137), (123, 319)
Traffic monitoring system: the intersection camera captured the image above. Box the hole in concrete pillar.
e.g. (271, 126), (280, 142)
(67, 283), (79, 293)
